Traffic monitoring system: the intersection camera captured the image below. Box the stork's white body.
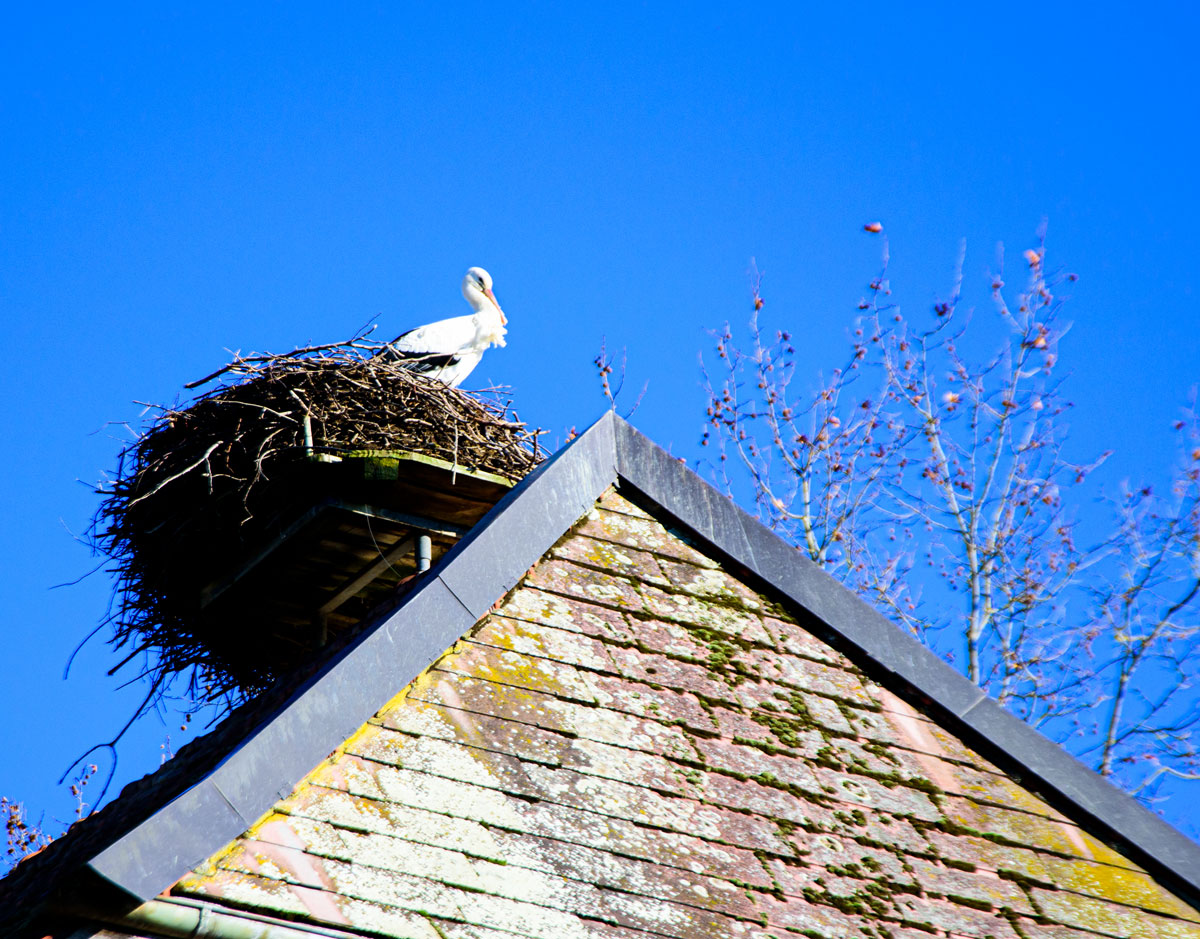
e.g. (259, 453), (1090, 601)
(388, 267), (507, 388)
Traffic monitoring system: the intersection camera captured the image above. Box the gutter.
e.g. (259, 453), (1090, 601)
(68, 896), (362, 939)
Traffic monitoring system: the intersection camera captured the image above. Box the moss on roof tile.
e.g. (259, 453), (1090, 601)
(170, 487), (1200, 939)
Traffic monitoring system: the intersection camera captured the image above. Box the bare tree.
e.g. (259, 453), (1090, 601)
(702, 236), (1200, 806)
(1085, 427), (1200, 794)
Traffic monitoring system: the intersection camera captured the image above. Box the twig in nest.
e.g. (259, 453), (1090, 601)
(125, 442), (221, 508)
(86, 335), (545, 728)
(182, 328), (379, 389)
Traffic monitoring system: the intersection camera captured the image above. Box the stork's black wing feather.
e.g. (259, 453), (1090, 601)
(386, 348), (461, 373)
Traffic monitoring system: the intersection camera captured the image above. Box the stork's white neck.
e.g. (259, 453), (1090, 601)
(464, 285), (499, 314)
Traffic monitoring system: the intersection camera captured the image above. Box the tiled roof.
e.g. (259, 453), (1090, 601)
(170, 490), (1200, 938)
(6, 413), (1200, 938)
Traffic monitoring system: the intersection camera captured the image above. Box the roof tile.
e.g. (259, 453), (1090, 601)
(1032, 886), (1200, 939)
(13, 423), (1200, 938)
(502, 586), (637, 643)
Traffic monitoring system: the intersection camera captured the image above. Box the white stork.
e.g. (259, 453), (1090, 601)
(386, 267), (507, 387)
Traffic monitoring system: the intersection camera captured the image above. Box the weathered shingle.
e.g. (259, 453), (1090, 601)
(172, 490), (1200, 938)
(8, 415), (1200, 939)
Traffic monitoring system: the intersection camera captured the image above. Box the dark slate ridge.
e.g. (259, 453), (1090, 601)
(174, 494), (1199, 937)
(0, 414), (618, 932)
(86, 416), (617, 903)
(609, 417), (1200, 909)
(3, 410), (1199, 932)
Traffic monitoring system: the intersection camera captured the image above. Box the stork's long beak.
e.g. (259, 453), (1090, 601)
(485, 287), (507, 324)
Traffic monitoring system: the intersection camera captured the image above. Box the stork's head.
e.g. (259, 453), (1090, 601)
(462, 266), (506, 323)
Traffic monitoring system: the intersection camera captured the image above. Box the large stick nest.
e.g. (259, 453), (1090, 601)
(90, 336), (543, 712)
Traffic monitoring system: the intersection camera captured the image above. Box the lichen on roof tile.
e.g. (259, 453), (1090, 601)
(164, 484), (1200, 938)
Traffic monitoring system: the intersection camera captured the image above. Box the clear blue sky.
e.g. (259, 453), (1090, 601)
(2, 5), (1198, 841)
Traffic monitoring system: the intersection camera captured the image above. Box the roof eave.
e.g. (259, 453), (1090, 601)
(11, 409), (1200, 922)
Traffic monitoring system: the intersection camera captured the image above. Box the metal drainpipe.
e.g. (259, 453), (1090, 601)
(417, 534), (432, 572)
(79, 896), (355, 939)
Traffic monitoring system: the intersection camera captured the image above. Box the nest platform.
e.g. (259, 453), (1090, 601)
(92, 344), (543, 708)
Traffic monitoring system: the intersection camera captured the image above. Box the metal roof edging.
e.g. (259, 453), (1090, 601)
(32, 407), (1200, 916)
(84, 411), (620, 902)
(610, 416), (1200, 908)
